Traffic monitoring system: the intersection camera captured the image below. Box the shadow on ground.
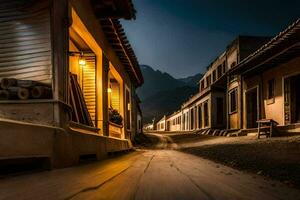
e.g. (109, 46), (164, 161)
(137, 132), (300, 189)
(181, 140), (300, 189)
(134, 133), (161, 148)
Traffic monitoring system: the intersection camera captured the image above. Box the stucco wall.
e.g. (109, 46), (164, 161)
(156, 117), (166, 131)
(227, 49), (238, 69)
(167, 112), (182, 132)
(262, 56), (300, 126)
(243, 56), (300, 127)
(183, 93), (211, 130)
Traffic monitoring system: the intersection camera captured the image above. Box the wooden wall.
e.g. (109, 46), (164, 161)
(82, 55), (97, 126)
(0, 0), (52, 85)
(110, 81), (120, 111)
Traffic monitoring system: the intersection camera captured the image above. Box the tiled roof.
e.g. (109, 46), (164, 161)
(100, 19), (144, 86)
(229, 19), (300, 74)
(91, 0), (136, 20)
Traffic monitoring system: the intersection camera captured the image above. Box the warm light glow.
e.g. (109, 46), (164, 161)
(107, 88), (112, 93)
(127, 103), (131, 111)
(79, 57), (86, 66)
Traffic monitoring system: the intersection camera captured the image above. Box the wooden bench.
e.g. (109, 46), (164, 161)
(256, 119), (278, 139)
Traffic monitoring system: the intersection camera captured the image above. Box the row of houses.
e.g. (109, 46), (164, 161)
(153, 19), (300, 136)
(0, 0), (143, 168)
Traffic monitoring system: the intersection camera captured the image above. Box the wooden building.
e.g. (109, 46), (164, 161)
(0, 0), (143, 168)
(228, 19), (300, 134)
(156, 34), (275, 136)
(175, 36), (269, 133)
(226, 36), (271, 131)
(150, 20), (299, 138)
(193, 51), (227, 131)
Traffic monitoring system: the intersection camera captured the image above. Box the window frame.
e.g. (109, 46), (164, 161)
(222, 62), (226, 73)
(203, 101), (209, 127)
(212, 70), (216, 82)
(200, 80), (205, 91)
(229, 88), (238, 114)
(217, 65), (222, 78)
(206, 74), (211, 87)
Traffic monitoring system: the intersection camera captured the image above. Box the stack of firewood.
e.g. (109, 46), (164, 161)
(0, 78), (52, 100)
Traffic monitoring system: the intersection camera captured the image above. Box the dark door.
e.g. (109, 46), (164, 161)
(246, 88), (258, 128)
(182, 114), (185, 131)
(190, 108), (194, 130)
(216, 97), (224, 125)
(289, 74), (300, 123)
(198, 105), (202, 129)
(204, 102), (209, 127)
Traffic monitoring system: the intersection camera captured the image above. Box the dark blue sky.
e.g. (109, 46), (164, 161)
(122, 0), (300, 78)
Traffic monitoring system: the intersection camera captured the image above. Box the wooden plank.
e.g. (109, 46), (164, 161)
(0, 0), (52, 85)
(69, 77), (79, 123)
(82, 55), (97, 125)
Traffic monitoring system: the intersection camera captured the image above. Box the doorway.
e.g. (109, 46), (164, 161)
(203, 101), (209, 127)
(190, 108), (194, 130)
(167, 121), (170, 131)
(198, 105), (202, 129)
(284, 74), (300, 124)
(216, 97), (224, 125)
(246, 87), (258, 128)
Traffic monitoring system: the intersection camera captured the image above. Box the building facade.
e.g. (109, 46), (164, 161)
(155, 21), (299, 136)
(160, 36), (270, 133)
(156, 116), (166, 131)
(229, 20), (300, 133)
(166, 111), (182, 132)
(226, 36), (271, 130)
(0, 0), (143, 168)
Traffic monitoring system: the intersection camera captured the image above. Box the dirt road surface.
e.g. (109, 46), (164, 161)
(0, 133), (299, 200)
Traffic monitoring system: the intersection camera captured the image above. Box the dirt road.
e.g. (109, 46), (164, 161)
(0, 133), (299, 200)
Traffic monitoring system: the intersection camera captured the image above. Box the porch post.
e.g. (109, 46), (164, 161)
(102, 53), (109, 136)
(239, 75), (243, 130)
(52, 0), (70, 128)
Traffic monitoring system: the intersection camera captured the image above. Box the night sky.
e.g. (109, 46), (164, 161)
(122, 0), (300, 78)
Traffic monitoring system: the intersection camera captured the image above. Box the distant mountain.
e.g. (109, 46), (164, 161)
(137, 65), (185, 100)
(137, 65), (203, 123)
(178, 73), (202, 86)
(141, 86), (198, 123)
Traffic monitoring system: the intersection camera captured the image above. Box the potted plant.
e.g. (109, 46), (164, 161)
(108, 108), (123, 126)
